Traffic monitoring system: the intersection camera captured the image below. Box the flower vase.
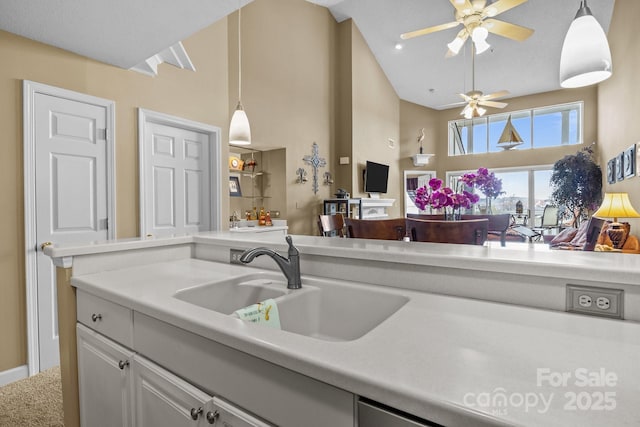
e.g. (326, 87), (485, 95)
(486, 199), (493, 215)
(445, 209), (460, 221)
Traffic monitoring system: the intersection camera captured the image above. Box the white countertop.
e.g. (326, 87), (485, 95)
(46, 232), (640, 286)
(71, 256), (640, 427)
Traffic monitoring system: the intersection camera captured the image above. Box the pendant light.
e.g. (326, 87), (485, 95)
(559, 0), (612, 88)
(229, 4), (251, 145)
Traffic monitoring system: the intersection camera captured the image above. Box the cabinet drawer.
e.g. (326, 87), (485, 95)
(77, 290), (133, 348)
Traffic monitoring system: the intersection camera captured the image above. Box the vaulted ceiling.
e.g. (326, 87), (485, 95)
(0, 0), (614, 109)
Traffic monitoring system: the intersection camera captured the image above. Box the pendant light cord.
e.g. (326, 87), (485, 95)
(238, 4), (242, 104)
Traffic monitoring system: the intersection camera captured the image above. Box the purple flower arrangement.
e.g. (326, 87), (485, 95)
(413, 177), (480, 212)
(413, 168), (503, 214)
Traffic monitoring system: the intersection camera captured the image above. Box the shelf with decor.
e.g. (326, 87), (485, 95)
(323, 198), (362, 219)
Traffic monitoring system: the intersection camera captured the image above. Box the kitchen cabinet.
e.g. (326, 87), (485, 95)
(76, 290), (352, 427)
(77, 324), (134, 427)
(133, 355), (216, 426)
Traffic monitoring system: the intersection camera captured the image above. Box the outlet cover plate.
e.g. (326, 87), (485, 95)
(566, 284), (624, 319)
(230, 248), (244, 265)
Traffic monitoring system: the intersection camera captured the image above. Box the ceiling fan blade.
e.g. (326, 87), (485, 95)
(401, 21), (460, 40)
(459, 93), (473, 102)
(483, 0), (528, 17)
(449, 0), (474, 13)
(479, 100), (508, 108)
(483, 19), (534, 41)
(480, 90), (510, 100)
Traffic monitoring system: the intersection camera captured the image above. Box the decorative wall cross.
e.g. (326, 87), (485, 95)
(303, 142), (326, 195)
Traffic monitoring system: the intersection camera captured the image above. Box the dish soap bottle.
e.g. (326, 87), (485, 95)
(265, 211), (272, 226)
(258, 207), (266, 226)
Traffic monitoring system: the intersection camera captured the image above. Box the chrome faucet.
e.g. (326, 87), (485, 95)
(239, 236), (302, 289)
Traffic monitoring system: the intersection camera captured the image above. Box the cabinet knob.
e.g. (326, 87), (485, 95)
(118, 360), (129, 370)
(91, 313), (102, 322)
(206, 410), (219, 424)
(190, 407), (203, 420)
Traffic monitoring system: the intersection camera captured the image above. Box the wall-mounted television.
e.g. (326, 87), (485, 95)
(364, 161), (389, 195)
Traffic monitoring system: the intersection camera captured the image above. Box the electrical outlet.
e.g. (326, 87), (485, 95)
(578, 295), (592, 307)
(230, 248), (245, 265)
(566, 285), (624, 319)
(596, 297), (610, 310)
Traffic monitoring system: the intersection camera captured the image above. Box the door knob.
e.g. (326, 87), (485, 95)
(40, 241), (53, 251)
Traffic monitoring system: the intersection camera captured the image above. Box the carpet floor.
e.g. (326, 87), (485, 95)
(0, 366), (64, 426)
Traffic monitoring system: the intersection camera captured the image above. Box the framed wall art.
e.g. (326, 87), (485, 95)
(615, 152), (624, 182)
(637, 142), (640, 178)
(229, 176), (242, 197)
(607, 158), (616, 184)
(624, 144), (635, 178)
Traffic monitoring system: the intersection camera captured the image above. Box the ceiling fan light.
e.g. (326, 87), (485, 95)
(471, 26), (488, 43)
(447, 36), (465, 55)
(473, 37), (491, 54)
(476, 106), (487, 117)
(559, 1), (612, 88)
(229, 103), (251, 146)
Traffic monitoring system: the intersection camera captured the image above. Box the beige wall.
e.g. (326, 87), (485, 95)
(598, 0), (640, 232)
(234, 0), (336, 235)
(0, 21), (229, 371)
(334, 21), (353, 194)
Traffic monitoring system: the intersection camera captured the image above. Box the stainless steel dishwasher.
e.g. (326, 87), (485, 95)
(358, 399), (443, 427)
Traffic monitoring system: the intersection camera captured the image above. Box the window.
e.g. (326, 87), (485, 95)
(449, 102), (583, 156)
(447, 165), (553, 226)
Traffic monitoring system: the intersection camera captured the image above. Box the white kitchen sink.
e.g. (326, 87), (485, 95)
(173, 274), (409, 341)
(173, 273), (291, 315)
(276, 279), (409, 341)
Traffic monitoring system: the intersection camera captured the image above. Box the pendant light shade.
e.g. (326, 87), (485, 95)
(229, 102), (251, 145)
(229, 5), (251, 146)
(559, 0), (612, 88)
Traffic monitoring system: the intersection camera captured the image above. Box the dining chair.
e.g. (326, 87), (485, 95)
(406, 218), (488, 245)
(344, 218), (407, 240)
(317, 214), (345, 237)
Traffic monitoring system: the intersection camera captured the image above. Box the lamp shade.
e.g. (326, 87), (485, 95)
(592, 193), (640, 222)
(229, 102), (251, 146)
(559, 1), (612, 88)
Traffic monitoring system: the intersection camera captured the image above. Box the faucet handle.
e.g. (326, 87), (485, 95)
(285, 235), (298, 256)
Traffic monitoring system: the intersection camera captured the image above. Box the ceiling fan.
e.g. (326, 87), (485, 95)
(401, 0), (534, 57)
(459, 46), (509, 118)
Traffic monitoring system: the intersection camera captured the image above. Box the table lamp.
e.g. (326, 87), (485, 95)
(592, 193), (640, 249)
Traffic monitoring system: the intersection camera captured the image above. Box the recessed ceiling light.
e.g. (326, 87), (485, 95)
(395, 43), (403, 50)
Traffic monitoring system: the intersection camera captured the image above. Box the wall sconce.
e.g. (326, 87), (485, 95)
(296, 168), (308, 183)
(323, 172), (334, 185)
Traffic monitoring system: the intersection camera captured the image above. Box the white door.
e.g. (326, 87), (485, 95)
(141, 115), (217, 237)
(77, 324), (134, 427)
(33, 92), (110, 370)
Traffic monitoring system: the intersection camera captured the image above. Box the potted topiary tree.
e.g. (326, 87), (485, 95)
(550, 144), (602, 226)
